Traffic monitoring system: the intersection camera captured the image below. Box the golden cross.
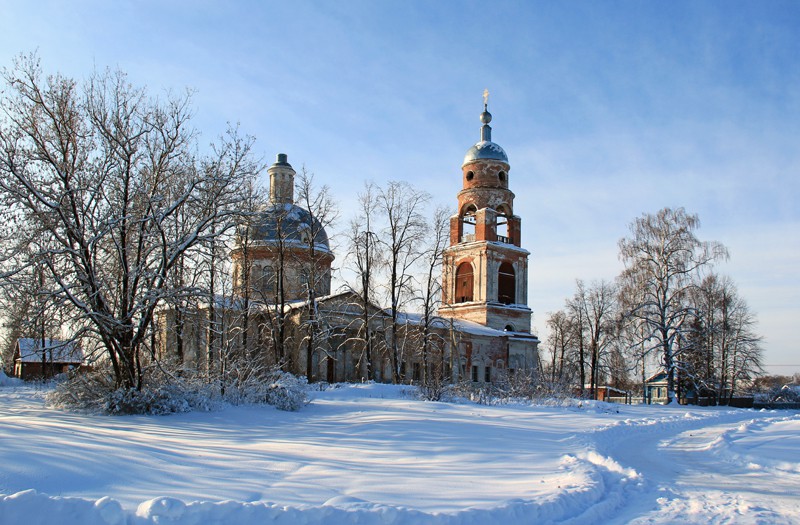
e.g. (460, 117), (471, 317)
(483, 89), (490, 107)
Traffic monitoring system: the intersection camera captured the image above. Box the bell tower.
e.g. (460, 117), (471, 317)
(439, 94), (533, 334)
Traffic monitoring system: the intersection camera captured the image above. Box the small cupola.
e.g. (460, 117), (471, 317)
(268, 153), (295, 205)
(462, 90), (509, 167)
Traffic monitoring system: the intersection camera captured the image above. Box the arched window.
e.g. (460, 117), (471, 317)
(498, 262), (515, 305)
(455, 262), (474, 303)
(466, 170), (474, 182)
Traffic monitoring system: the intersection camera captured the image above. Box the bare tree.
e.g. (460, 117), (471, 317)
(615, 309), (654, 403)
(232, 176), (268, 361)
(194, 127), (258, 380)
(0, 55), (254, 390)
(377, 181), (430, 383)
(257, 205), (291, 370)
(566, 282), (589, 396)
(582, 280), (618, 399)
(545, 309), (575, 384)
(0, 254), (68, 376)
(563, 280), (618, 398)
(618, 207), (727, 403)
(294, 167), (338, 382)
(685, 274), (763, 402)
(417, 205), (450, 385)
(344, 182), (383, 380)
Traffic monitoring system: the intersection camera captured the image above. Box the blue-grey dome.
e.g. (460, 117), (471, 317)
(463, 103), (509, 166)
(462, 140), (508, 166)
(250, 203), (331, 252)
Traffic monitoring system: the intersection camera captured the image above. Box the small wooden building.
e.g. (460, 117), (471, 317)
(13, 338), (83, 380)
(645, 371), (669, 404)
(586, 385), (629, 402)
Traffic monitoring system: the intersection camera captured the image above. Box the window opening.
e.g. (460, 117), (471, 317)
(455, 262), (474, 303)
(461, 204), (477, 242)
(496, 206), (511, 244)
(498, 262), (516, 305)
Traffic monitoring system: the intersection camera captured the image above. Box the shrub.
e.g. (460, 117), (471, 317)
(104, 385), (191, 415)
(47, 363), (308, 414)
(264, 370), (308, 411)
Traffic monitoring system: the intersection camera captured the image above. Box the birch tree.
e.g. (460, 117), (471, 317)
(618, 207), (727, 403)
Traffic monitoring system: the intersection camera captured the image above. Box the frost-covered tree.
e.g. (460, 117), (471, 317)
(294, 167), (338, 382)
(231, 176), (268, 361)
(580, 280), (618, 398)
(0, 54), (255, 390)
(196, 129), (259, 379)
(618, 207), (727, 403)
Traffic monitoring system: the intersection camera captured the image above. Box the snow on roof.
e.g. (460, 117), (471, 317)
(584, 385), (628, 394)
(16, 338), (82, 363)
(284, 290), (361, 312)
(645, 371), (668, 384)
(393, 312), (525, 338)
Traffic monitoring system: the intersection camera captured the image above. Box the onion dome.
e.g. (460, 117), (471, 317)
(462, 98), (508, 166)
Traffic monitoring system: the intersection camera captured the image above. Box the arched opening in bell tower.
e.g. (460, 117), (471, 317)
(455, 261), (474, 303)
(460, 204), (477, 243)
(498, 262), (516, 305)
(495, 205), (511, 244)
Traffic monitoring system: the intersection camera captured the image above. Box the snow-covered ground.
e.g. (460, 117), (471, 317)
(1, 382), (798, 524)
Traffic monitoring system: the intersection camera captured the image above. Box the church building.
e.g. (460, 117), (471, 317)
(158, 97), (539, 385)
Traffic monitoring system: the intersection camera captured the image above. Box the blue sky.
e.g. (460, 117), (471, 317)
(2, 1), (798, 374)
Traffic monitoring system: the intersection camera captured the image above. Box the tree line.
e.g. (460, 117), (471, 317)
(544, 207), (763, 404)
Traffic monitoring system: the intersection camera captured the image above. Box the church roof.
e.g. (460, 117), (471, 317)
(249, 203), (331, 253)
(462, 98), (509, 166)
(463, 140), (508, 166)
